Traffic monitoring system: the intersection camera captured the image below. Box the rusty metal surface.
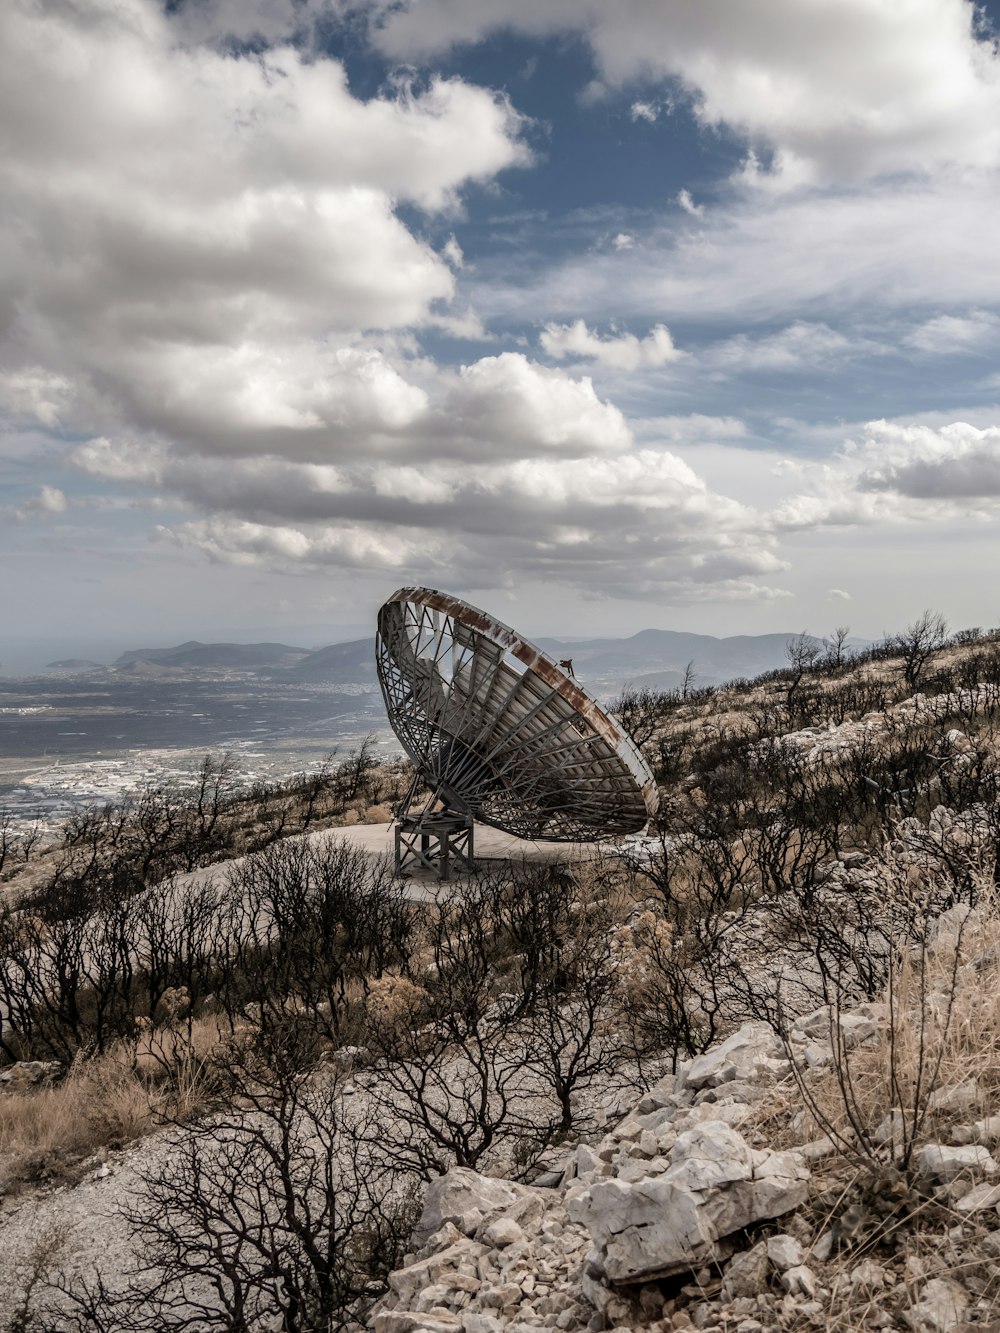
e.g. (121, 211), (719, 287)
(376, 586), (659, 841)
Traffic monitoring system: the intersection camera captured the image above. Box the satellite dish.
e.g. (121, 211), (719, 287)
(376, 587), (659, 843)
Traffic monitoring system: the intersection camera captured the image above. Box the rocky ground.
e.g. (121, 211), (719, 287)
(376, 1007), (1000, 1333)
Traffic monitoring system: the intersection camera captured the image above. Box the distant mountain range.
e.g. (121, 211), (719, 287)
(96, 629), (854, 696)
(113, 640), (309, 670)
(534, 629), (840, 691)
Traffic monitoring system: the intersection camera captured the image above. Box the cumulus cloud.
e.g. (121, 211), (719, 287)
(539, 320), (682, 371)
(772, 420), (1000, 532)
(0, 0), (529, 456)
(370, 0), (1000, 185)
(76, 436), (785, 600)
(856, 421), (1000, 500)
(0, 0), (820, 607)
(828, 588), (852, 601)
(167, 0), (337, 47)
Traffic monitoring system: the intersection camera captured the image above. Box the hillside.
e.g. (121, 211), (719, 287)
(113, 640), (309, 670)
(44, 659), (104, 672)
(1, 623), (1000, 1330)
(281, 637), (377, 684)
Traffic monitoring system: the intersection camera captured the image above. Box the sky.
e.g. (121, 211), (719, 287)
(3, 0), (1000, 657)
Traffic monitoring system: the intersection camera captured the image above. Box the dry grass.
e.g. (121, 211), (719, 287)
(786, 875), (1000, 1164)
(0, 1015), (225, 1192)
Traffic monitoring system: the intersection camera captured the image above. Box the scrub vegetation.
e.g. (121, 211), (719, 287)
(3, 614), (1000, 1329)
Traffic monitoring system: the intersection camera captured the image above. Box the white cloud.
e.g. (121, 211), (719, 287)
(677, 189), (703, 217)
(828, 588), (852, 601)
(705, 322), (859, 373)
(634, 414), (747, 444)
(539, 320), (682, 371)
(772, 420), (1000, 531)
(904, 311), (1000, 354)
(8, 485), (68, 523)
(168, 0), (338, 48)
(0, 0), (530, 462)
(443, 235), (465, 269)
(371, 0), (1000, 185)
(630, 100), (659, 123)
(855, 421), (1000, 500)
(0, 370), (75, 430)
(161, 516), (449, 572)
(78, 436), (786, 600)
(446, 353), (632, 455)
(612, 233), (634, 251)
(483, 173), (1000, 332)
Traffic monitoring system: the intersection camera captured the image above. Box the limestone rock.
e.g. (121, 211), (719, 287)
(903, 1277), (968, 1332)
(973, 1114), (1000, 1144)
(681, 1024), (787, 1091)
(780, 1265), (817, 1298)
(480, 1219), (523, 1249)
(721, 1243), (769, 1299)
(874, 1109), (906, 1145)
(954, 1181), (1000, 1213)
(914, 1143), (998, 1183)
(415, 1169), (529, 1245)
(0, 1059), (63, 1088)
(765, 1235), (803, 1272)
(389, 1240), (487, 1309)
(847, 1259), (887, 1293)
(461, 1316), (503, 1333)
(567, 1121), (809, 1282)
(927, 1080), (981, 1114)
(376, 1313), (463, 1333)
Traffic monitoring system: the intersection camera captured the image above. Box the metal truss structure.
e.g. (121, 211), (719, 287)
(394, 810), (475, 881)
(376, 587), (659, 844)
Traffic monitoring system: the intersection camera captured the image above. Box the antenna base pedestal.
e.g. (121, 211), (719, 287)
(393, 810), (475, 882)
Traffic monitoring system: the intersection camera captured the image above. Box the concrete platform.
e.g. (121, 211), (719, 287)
(166, 820), (603, 906)
(333, 820), (593, 899)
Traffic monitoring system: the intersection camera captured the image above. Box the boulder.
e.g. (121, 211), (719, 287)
(567, 1121), (809, 1282)
(0, 1059), (63, 1088)
(389, 1239), (487, 1309)
(414, 1169), (530, 1245)
(681, 1023), (788, 1091)
(376, 1313), (462, 1333)
(480, 1219), (523, 1249)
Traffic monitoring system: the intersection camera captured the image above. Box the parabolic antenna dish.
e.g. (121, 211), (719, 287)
(376, 587), (659, 841)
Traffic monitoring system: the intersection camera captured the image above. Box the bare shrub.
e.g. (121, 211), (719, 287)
(43, 1023), (408, 1333)
(362, 863), (635, 1177)
(891, 610), (948, 688)
(782, 881), (1000, 1176)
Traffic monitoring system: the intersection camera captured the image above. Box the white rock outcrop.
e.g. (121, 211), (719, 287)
(568, 1119), (808, 1282)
